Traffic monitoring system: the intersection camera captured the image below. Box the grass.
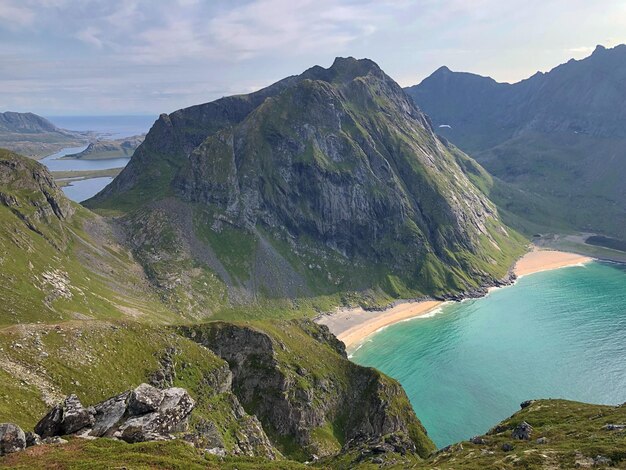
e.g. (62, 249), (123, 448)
(0, 439), (308, 469)
(52, 167), (123, 187)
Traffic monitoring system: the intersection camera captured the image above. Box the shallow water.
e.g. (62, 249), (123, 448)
(351, 262), (626, 448)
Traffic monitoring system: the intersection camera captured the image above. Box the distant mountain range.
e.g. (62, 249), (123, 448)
(0, 111), (84, 158)
(405, 44), (626, 237)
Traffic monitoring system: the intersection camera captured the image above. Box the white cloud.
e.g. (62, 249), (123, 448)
(76, 26), (104, 48)
(0, 2), (35, 27)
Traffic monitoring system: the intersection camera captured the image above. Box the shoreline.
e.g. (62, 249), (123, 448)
(316, 248), (594, 350)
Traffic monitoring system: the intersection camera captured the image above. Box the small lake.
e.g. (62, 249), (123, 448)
(40, 146), (129, 202)
(351, 261), (626, 448)
(39, 116), (156, 202)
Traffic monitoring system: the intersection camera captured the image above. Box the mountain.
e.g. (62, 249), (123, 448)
(0, 112), (84, 159)
(0, 148), (177, 325)
(86, 57), (524, 315)
(405, 44), (626, 237)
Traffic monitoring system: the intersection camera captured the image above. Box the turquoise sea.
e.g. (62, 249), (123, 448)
(351, 261), (626, 448)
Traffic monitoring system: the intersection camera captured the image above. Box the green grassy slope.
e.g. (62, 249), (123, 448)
(0, 149), (178, 326)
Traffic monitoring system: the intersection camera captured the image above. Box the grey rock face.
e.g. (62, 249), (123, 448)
(512, 421), (533, 440)
(0, 423), (26, 456)
(128, 383), (164, 416)
(61, 394), (96, 434)
(180, 321), (432, 460)
(90, 391), (130, 437)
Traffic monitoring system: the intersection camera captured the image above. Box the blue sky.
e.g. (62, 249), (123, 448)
(1, 0), (624, 115)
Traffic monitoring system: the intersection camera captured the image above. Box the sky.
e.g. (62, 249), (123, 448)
(1, 0), (625, 116)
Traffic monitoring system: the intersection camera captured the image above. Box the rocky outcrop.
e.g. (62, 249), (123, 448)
(179, 321), (435, 460)
(512, 421), (533, 440)
(0, 423), (26, 456)
(34, 384), (195, 444)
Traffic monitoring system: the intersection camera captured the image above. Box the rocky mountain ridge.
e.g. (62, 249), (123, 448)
(405, 44), (626, 237)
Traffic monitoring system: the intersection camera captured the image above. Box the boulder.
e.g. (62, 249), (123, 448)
(25, 431), (41, 447)
(0, 423), (26, 456)
(34, 394), (95, 438)
(34, 404), (63, 438)
(90, 391), (130, 437)
(62, 394), (96, 434)
(520, 400), (535, 409)
(128, 383), (164, 416)
(32, 385), (195, 445)
(512, 421), (533, 440)
(501, 443), (514, 452)
(117, 387), (195, 443)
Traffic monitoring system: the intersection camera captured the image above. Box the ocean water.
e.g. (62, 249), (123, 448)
(351, 262), (626, 448)
(45, 115), (157, 138)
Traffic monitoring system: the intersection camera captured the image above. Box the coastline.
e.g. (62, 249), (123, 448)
(316, 248), (594, 350)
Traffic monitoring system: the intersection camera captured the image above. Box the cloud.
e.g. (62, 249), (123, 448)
(0, 2), (35, 27)
(76, 26), (104, 48)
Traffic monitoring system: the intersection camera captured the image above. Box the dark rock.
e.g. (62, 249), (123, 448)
(502, 443), (514, 452)
(469, 436), (487, 445)
(35, 394), (95, 438)
(602, 423), (626, 431)
(90, 391), (130, 437)
(512, 421), (533, 440)
(128, 383), (164, 416)
(520, 400), (535, 409)
(25, 431), (41, 447)
(34, 404), (63, 438)
(0, 423), (26, 456)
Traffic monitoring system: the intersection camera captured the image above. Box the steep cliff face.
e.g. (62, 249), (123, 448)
(87, 58), (524, 311)
(179, 320), (435, 461)
(405, 45), (626, 237)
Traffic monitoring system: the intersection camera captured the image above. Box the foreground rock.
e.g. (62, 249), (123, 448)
(0, 423), (26, 456)
(34, 384), (195, 444)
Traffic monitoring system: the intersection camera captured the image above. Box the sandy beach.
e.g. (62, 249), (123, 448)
(514, 249), (593, 277)
(317, 248), (594, 349)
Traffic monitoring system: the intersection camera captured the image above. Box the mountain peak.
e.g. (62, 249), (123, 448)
(301, 56), (382, 85)
(593, 44), (607, 54)
(433, 65), (452, 75)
